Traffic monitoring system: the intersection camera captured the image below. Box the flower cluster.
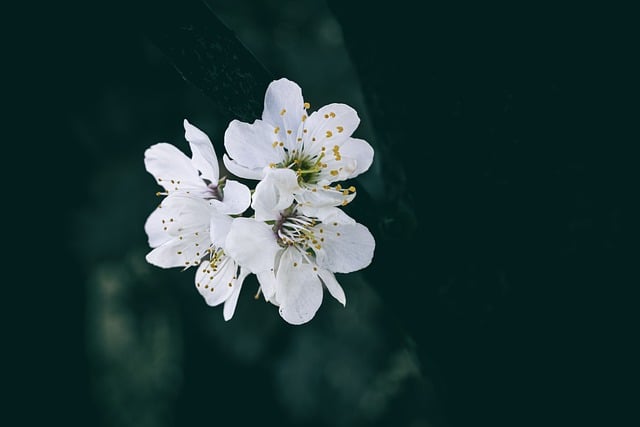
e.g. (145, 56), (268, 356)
(144, 79), (375, 324)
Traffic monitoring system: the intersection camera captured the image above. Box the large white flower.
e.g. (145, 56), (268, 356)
(225, 194), (375, 325)
(145, 194), (248, 320)
(223, 78), (374, 210)
(145, 119), (251, 215)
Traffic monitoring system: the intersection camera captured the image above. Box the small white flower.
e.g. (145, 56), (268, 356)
(225, 194), (375, 325)
(145, 119), (251, 215)
(223, 78), (374, 210)
(144, 194), (247, 321)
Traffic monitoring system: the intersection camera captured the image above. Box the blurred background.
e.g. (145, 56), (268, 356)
(8, 1), (637, 426)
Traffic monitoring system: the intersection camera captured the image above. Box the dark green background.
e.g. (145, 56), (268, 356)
(9, 1), (637, 426)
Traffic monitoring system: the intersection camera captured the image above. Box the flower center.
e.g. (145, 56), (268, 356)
(274, 209), (322, 252)
(202, 177), (226, 201)
(276, 150), (326, 185)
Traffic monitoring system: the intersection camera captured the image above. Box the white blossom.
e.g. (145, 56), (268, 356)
(223, 78), (374, 212)
(145, 119), (251, 215)
(225, 192), (375, 325)
(144, 195), (247, 321)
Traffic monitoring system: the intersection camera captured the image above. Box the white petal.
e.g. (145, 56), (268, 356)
(144, 206), (173, 248)
(144, 143), (205, 193)
(222, 155), (266, 181)
(225, 218), (281, 274)
(295, 186), (355, 210)
(275, 248), (323, 325)
(317, 268), (346, 306)
(209, 179), (251, 215)
(262, 78), (306, 149)
(314, 222), (375, 274)
(223, 267), (248, 321)
(303, 103), (360, 154)
(339, 137), (374, 178)
(251, 168), (299, 221)
(256, 270), (277, 303)
(184, 119), (219, 183)
(144, 195), (213, 268)
(224, 119), (284, 176)
(298, 204), (356, 225)
(145, 233), (210, 269)
(209, 212), (233, 248)
(195, 255), (236, 306)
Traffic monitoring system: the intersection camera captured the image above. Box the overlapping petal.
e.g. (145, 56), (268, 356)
(225, 218), (281, 274)
(314, 222), (375, 274)
(144, 195), (213, 269)
(275, 248), (324, 325)
(184, 119), (219, 183)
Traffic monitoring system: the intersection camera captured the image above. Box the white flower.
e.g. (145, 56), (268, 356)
(145, 119), (251, 215)
(144, 194), (248, 321)
(225, 194), (375, 325)
(222, 78), (374, 210)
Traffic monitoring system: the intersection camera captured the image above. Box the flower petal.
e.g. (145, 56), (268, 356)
(303, 103), (360, 154)
(144, 195), (213, 268)
(223, 267), (249, 321)
(209, 179), (251, 215)
(144, 143), (204, 193)
(195, 255), (237, 306)
(222, 155), (266, 181)
(338, 137), (374, 178)
(262, 78), (306, 149)
(144, 205), (173, 248)
(252, 168), (299, 221)
(257, 270), (278, 303)
(276, 248), (323, 325)
(145, 233), (210, 269)
(224, 119), (284, 177)
(317, 268), (346, 306)
(298, 204), (356, 225)
(209, 211), (233, 248)
(295, 186), (355, 210)
(314, 222), (375, 273)
(184, 119), (219, 183)
(225, 218), (281, 274)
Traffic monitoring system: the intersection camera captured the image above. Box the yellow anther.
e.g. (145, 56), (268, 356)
(280, 109), (286, 115)
(336, 184), (342, 190)
(302, 115), (307, 122)
(274, 126), (280, 133)
(324, 114), (329, 119)
(279, 142), (284, 147)
(326, 131), (333, 138)
(272, 141), (278, 147)
(287, 130), (292, 134)
(336, 126), (344, 133)
(303, 129), (308, 133)
(348, 186), (356, 192)
(329, 112), (336, 117)
(297, 137), (302, 142)
(342, 190), (349, 195)
(304, 102), (310, 109)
